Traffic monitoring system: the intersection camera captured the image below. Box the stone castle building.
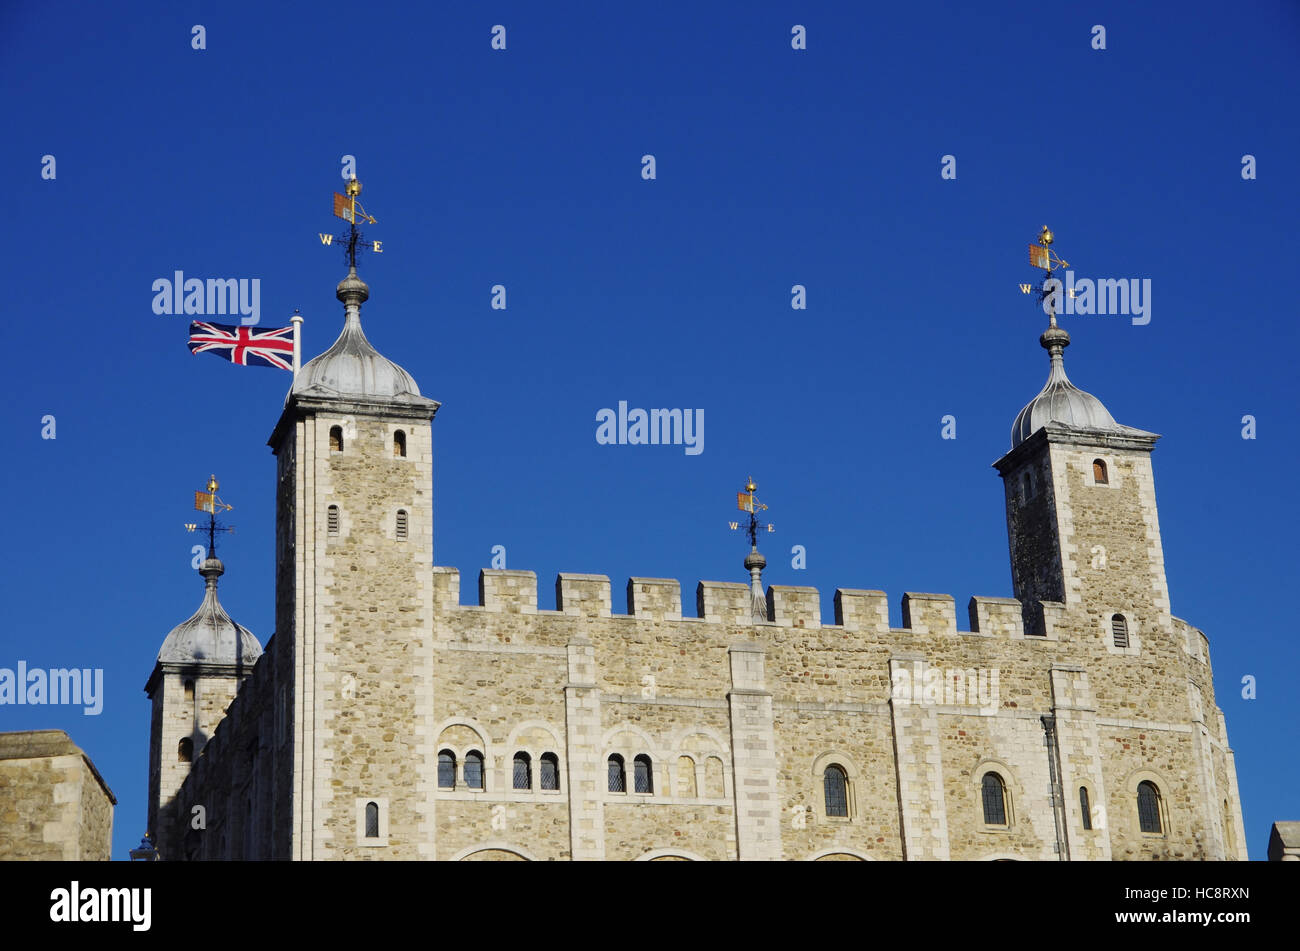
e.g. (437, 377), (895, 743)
(144, 258), (1248, 861)
(1, 730), (115, 861)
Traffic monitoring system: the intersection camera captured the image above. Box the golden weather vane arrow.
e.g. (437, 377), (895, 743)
(318, 177), (384, 269)
(729, 476), (775, 543)
(1019, 225), (1080, 320)
(184, 474), (235, 559)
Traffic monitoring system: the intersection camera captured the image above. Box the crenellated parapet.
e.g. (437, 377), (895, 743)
(425, 568), (1213, 670)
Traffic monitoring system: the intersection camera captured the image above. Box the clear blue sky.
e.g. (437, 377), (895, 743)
(2, 0), (1295, 860)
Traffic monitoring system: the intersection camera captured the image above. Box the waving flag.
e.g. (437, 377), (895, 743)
(188, 321), (294, 370)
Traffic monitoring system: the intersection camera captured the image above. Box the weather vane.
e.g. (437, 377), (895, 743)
(1019, 225), (1071, 325)
(730, 477), (775, 622)
(184, 474), (235, 560)
(318, 177), (383, 269)
(730, 476), (775, 548)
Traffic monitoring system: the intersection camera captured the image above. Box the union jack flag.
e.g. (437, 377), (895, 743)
(188, 321), (294, 370)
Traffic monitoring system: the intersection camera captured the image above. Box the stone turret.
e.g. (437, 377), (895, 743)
(266, 254), (440, 859)
(145, 556), (261, 858)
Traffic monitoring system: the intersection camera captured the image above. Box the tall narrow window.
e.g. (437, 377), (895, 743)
(704, 757), (725, 798)
(1112, 613), (1129, 648)
(327, 505), (339, 536)
(513, 752), (532, 790)
(437, 750), (456, 789)
(329, 425), (343, 452)
(824, 765), (849, 817)
(464, 751), (484, 790)
(607, 754), (626, 793)
(183, 679), (194, 701)
(1137, 781), (1162, 833)
(540, 753), (560, 791)
(1093, 459), (1108, 484)
(364, 801), (379, 838)
(1080, 787), (1093, 830)
(982, 772), (1007, 825)
(178, 737), (193, 763)
(394, 430), (407, 458)
(396, 509), (408, 541)
(633, 754), (654, 794)
(1022, 471), (1033, 501)
(676, 756), (697, 798)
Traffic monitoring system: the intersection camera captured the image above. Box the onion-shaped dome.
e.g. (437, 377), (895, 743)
(156, 557), (262, 667)
(291, 269), (426, 403)
(1011, 325), (1128, 449)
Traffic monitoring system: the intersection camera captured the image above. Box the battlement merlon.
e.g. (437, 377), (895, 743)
(1171, 615), (1214, 669)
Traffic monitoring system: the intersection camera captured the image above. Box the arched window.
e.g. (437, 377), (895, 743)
(824, 764), (849, 817)
(513, 752), (532, 790)
(1022, 471), (1033, 501)
(1080, 787), (1092, 830)
(1093, 459), (1108, 484)
(183, 679), (194, 701)
(327, 504), (339, 536)
(364, 801), (380, 838)
(464, 751), (484, 790)
(437, 750), (456, 789)
(633, 754), (654, 794)
(178, 737), (193, 763)
(676, 756), (697, 798)
(394, 430), (406, 458)
(540, 753), (560, 791)
(329, 425), (343, 452)
(981, 772), (1007, 825)
(396, 509), (408, 541)
(704, 757), (725, 798)
(1137, 781), (1162, 833)
(607, 754), (626, 793)
(1112, 613), (1129, 648)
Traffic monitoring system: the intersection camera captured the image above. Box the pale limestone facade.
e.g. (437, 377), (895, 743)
(145, 270), (1247, 861)
(0, 730), (115, 861)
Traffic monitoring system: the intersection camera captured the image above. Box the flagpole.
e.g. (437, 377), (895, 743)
(290, 308), (303, 380)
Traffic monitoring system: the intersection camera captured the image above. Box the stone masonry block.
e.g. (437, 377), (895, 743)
(557, 573), (612, 618)
(478, 569), (538, 614)
(627, 578), (681, 620)
(696, 581), (749, 624)
(833, 589), (890, 632)
(901, 592), (957, 636)
(968, 596), (1024, 637)
(765, 585), (820, 628)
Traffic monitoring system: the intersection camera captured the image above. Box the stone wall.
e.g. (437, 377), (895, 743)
(0, 730), (115, 860)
